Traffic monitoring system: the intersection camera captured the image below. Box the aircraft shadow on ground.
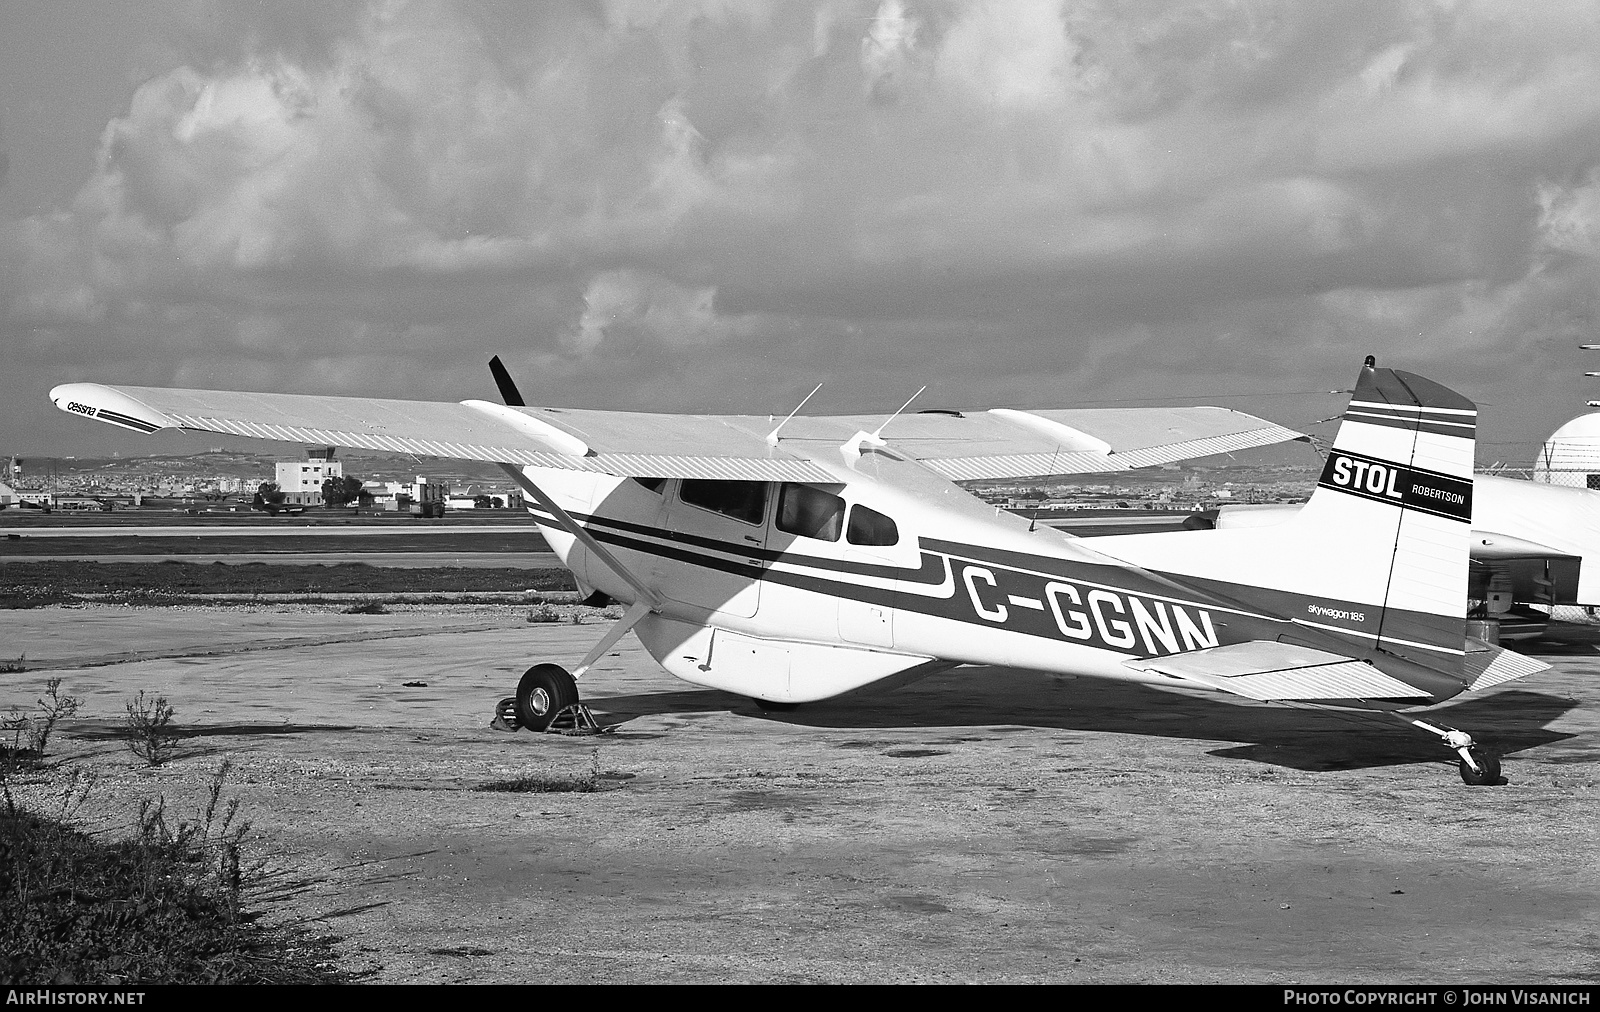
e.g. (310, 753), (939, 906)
(589, 668), (1578, 773)
(68, 721), (359, 757)
(65, 721), (364, 762)
(69, 721), (358, 740)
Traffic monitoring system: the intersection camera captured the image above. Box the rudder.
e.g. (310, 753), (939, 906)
(1287, 357), (1476, 673)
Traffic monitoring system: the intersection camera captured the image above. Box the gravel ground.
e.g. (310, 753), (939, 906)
(3, 604), (1597, 984)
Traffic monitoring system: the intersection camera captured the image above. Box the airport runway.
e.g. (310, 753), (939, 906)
(4, 604), (1597, 984)
(0, 551), (559, 568)
(0, 524), (542, 537)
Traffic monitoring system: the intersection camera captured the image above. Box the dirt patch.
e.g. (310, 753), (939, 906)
(4, 606), (1597, 983)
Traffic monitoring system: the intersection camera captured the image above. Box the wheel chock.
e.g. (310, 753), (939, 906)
(490, 696), (520, 732)
(548, 703), (611, 736)
(489, 698), (611, 735)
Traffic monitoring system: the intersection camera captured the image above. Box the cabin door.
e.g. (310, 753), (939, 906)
(663, 479), (770, 618)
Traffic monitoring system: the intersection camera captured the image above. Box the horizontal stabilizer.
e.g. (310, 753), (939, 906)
(1462, 640), (1550, 692)
(1125, 641), (1431, 701)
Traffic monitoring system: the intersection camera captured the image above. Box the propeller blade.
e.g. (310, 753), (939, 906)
(488, 355), (525, 406)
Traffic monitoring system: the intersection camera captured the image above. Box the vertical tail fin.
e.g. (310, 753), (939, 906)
(1297, 358), (1476, 671)
(1090, 358), (1476, 680)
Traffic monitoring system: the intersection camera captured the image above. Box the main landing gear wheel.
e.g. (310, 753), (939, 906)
(516, 663), (579, 732)
(1458, 748), (1503, 787)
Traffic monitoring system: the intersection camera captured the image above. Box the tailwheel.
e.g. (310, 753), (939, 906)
(1458, 748), (1503, 787)
(1403, 715), (1506, 786)
(516, 663), (579, 732)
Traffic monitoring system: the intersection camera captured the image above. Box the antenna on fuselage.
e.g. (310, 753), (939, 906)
(875, 385), (927, 441)
(765, 382), (824, 447)
(842, 385), (927, 458)
(1028, 444), (1064, 532)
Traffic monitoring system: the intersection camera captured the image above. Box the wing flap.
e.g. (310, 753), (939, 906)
(1126, 641), (1431, 701)
(1462, 639), (1550, 692)
(781, 405), (1303, 478)
(924, 422), (1305, 480)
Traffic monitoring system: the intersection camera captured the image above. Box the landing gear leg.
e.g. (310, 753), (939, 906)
(498, 600), (654, 733)
(489, 463), (664, 735)
(1403, 716), (1505, 786)
(571, 600), (653, 679)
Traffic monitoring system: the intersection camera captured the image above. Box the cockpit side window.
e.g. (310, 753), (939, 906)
(777, 484), (844, 542)
(846, 504), (899, 547)
(679, 479), (768, 525)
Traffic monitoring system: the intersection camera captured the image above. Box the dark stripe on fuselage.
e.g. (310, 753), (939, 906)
(551, 507), (951, 586)
(529, 506), (1465, 688)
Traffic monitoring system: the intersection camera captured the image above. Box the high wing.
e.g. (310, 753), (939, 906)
(49, 382), (1303, 482)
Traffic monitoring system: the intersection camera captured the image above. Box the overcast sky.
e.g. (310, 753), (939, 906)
(3, 0), (1598, 463)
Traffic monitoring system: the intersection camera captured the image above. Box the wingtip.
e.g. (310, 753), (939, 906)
(48, 382), (171, 433)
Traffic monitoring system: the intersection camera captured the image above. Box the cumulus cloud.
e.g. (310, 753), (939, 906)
(3, 0), (1600, 454)
(565, 269), (752, 355)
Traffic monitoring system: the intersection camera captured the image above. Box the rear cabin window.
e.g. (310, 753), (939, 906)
(846, 504), (899, 547)
(777, 484), (844, 542)
(679, 479), (768, 525)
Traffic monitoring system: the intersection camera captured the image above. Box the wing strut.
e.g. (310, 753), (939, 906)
(571, 599), (653, 679)
(495, 462), (662, 613)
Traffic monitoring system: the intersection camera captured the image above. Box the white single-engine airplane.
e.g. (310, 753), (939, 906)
(48, 356), (1549, 784)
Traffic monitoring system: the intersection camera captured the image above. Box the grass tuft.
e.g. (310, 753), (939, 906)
(526, 604), (561, 623)
(341, 600), (390, 615)
(476, 751), (605, 794)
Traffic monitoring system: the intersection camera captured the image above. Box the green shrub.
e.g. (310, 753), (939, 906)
(0, 762), (347, 983)
(1, 678), (81, 774)
(124, 691), (179, 767)
(526, 604), (561, 623)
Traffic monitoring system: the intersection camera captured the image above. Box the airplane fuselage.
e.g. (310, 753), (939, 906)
(521, 443), (1464, 705)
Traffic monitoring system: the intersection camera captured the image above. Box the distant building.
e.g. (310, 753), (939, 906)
(275, 447), (343, 506)
(363, 476), (446, 512)
(1534, 413), (1600, 488)
(446, 485), (525, 509)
